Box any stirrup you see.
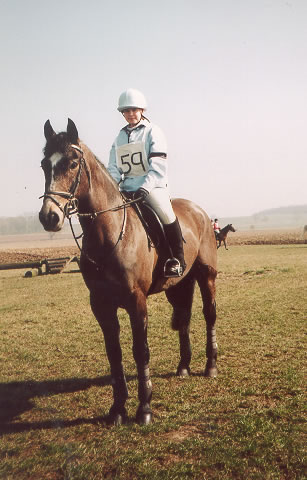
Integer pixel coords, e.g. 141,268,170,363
164,257,183,278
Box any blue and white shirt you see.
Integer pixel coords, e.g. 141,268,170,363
108,118,168,193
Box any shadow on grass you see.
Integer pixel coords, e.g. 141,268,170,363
0,371,199,435
0,376,115,435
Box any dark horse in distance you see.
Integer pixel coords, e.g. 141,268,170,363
216,224,236,250
39,119,218,426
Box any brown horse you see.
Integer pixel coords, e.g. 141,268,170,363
216,224,236,250
39,119,218,426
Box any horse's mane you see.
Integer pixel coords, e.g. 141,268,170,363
87,151,119,190
94,155,106,170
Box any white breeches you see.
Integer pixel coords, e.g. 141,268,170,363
144,187,176,225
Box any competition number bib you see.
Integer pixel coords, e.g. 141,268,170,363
116,142,149,178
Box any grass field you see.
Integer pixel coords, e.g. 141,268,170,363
0,244,306,479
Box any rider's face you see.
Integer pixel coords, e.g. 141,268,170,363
122,108,143,127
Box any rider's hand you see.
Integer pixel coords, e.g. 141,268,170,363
134,188,149,201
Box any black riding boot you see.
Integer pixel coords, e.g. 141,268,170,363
163,218,186,277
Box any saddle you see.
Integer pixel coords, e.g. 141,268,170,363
123,192,168,253
134,201,166,251
123,193,185,280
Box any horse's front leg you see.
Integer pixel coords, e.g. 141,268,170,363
127,292,153,425
90,292,128,426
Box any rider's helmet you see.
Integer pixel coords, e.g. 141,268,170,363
117,88,147,112
214,218,218,222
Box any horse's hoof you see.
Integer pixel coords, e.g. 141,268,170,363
136,411,153,426
107,407,127,426
176,366,190,377
204,366,218,378
107,413,127,426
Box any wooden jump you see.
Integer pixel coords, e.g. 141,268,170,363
0,256,80,275
43,256,80,274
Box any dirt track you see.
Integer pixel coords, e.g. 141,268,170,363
0,229,305,265
0,233,79,264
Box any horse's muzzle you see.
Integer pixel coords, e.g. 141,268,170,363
39,203,64,232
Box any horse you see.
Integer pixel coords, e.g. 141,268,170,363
216,224,236,250
39,119,218,426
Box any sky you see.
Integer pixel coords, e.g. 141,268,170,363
0,0,306,219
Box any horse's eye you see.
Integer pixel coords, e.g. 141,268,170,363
70,161,78,169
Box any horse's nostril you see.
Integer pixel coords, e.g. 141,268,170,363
49,211,59,228
39,210,47,227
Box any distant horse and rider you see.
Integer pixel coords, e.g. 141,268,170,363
215,224,236,249
211,218,236,250
39,119,218,426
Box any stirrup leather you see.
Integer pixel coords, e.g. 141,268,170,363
164,257,183,278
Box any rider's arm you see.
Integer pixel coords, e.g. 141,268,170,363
140,124,168,193
107,141,122,184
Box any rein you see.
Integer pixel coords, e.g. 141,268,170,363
40,144,143,268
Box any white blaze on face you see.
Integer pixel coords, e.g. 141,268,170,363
49,152,63,188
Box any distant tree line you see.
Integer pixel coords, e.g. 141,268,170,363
0,215,44,235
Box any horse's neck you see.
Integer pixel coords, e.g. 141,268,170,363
76,144,126,247
81,144,121,212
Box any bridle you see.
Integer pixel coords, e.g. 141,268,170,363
40,144,141,267
39,145,88,218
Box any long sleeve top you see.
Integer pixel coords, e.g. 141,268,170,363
108,118,168,193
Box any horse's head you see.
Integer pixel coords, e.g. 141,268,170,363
39,119,86,231
229,224,236,232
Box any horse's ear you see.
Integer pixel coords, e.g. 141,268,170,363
44,120,56,141
67,118,79,144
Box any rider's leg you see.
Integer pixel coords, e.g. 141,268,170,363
144,188,186,277
163,219,186,277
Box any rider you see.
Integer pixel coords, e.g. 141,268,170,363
108,88,186,278
213,218,220,238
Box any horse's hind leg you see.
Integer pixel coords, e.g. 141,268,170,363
90,292,128,426
195,264,218,377
165,274,196,376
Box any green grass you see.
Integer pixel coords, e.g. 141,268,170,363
0,245,306,479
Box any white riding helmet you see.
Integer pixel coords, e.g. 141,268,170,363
117,88,147,112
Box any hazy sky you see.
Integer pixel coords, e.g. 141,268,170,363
0,0,306,218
